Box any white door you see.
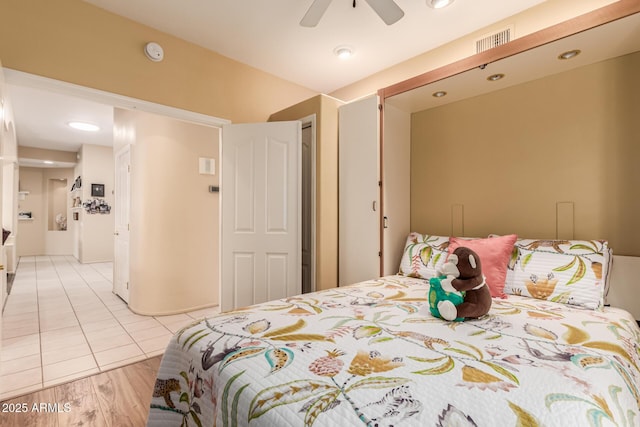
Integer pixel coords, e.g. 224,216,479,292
382,103,411,275
338,94,380,286
221,121,301,312
113,145,131,303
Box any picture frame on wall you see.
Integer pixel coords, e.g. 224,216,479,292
91,183,105,197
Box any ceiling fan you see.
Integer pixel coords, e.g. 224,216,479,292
300,0,405,27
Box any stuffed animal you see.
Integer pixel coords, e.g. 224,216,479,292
428,253,466,321
433,246,492,321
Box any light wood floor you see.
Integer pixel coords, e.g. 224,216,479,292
0,355,162,427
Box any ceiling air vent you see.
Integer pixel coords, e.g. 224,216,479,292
475,26,513,54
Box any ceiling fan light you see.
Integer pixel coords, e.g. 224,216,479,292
427,0,454,9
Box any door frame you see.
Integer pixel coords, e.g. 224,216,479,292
4,69,229,302
300,114,316,294
113,144,131,302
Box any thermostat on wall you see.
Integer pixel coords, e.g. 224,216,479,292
144,42,164,62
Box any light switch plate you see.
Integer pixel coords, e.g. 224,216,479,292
199,157,215,175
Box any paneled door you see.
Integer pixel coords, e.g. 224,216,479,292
113,145,131,303
221,122,301,312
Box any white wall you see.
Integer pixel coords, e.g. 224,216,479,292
1,61,17,328
77,144,114,263
2,163,18,275
608,255,640,320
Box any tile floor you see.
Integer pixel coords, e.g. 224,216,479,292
0,255,219,400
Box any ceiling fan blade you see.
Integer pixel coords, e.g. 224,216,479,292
365,0,404,25
300,0,332,27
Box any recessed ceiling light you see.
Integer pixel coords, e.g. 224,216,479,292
334,46,353,60
432,91,447,98
558,49,581,60
427,0,454,9
68,121,100,132
487,73,505,82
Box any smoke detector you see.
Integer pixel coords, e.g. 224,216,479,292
144,42,164,62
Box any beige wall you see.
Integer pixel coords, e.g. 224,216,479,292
17,168,44,256
115,108,219,315
77,145,114,262
17,167,74,256
47,180,66,231
0,0,316,123
410,51,640,256
44,168,74,255
331,0,616,102
269,95,344,290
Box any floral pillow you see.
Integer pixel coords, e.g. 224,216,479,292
398,232,449,280
503,238,612,310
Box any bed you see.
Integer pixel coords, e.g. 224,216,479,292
147,234,640,426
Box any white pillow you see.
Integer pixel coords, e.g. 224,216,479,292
503,238,612,310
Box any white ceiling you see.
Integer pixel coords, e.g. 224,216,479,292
5,1,638,165
7,84,114,152
81,0,546,94
5,0,545,160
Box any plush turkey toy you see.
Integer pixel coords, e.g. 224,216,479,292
431,246,491,321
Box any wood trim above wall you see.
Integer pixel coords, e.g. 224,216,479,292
379,0,640,100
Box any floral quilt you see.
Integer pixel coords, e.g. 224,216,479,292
146,275,640,426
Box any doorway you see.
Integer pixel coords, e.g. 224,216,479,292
115,108,222,314
113,145,130,303
4,69,229,314
301,117,316,294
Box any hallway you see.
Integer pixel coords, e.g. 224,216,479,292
0,255,219,400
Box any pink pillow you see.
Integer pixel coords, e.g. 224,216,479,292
448,234,517,298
